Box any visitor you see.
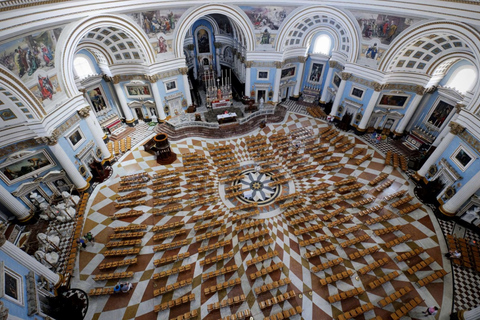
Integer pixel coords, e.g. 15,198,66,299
113,283,123,293
76,238,86,249
121,282,133,293
84,232,95,243
422,306,439,317
445,250,461,259
376,134,381,144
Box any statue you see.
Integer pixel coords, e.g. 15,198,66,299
259,97,264,109
461,206,480,223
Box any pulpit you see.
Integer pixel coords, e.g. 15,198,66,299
144,133,177,164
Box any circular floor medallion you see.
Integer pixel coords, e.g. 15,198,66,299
232,168,281,206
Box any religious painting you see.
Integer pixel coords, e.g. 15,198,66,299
164,80,177,93
0,28,61,81
258,71,269,79
426,100,454,128
451,145,475,172
350,86,365,100
241,6,294,31
308,63,324,83
355,11,419,45
281,66,295,79
133,9,183,37
0,263,23,305
223,47,234,63
260,29,270,45
0,108,17,121
0,149,56,185
35,75,56,100
66,127,86,151
378,93,410,108
157,36,168,54
87,87,108,113
125,84,152,98
197,29,210,54
332,73,341,89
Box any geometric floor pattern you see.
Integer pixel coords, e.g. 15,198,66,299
73,112,452,320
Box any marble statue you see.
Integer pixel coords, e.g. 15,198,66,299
34,250,59,268
37,232,60,249
461,206,480,223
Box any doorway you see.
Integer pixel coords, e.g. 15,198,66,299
257,90,266,102
134,108,144,121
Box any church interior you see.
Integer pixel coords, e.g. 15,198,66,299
1,1,480,320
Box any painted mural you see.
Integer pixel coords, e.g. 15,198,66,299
241,6,294,31
0,29,61,81
30,74,60,101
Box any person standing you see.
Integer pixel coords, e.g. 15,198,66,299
422,306,439,317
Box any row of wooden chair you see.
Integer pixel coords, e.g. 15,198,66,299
207,294,245,312
235,219,264,231
322,207,347,221
89,287,115,296
355,153,372,165
183,164,204,172
264,306,302,320
151,221,184,232
358,257,389,275
152,197,182,206
327,215,353,228
219,309,251,320
104,248,141,257
311,191,336,202
337,182,364,193
93,271,134,281
447,235,480,271
183,158,207,166
340,234,370,248
417,269,448,287
105,239,141,248
365,213,394,225
395,247,424,262
153,229,187,241
116,191,146,202
374,225,401,236
340,143,355,152
335,139,351,149
257,154,276,162
305,244,336,259
368,173,388,186
153,278,192,296
384,234,412,248
317,157,342,166
254,278,291,295
196,229,227,242
224,185,241,193
378,286,411,307
351,197,375,208
399,203,423,215
368,271,400,289
203,264,238,280
246,251,279,267
259,165,282,173
291,165,317,174
152,189,181,198
333,225,361,237
119,177,148,186
231,210,260,222
330,135,345,145
193,209,225,222
152,182,180,191
334,177,357,186
152,169,177,179
242,239,274,253
391,195,414,208
250,262,284,280
120,172,149,182
338,302,374,320
279,199,304,209
218,169,242,178
154,293,195,312
305,144,327,155
374,179,394,192
110,231,145,239
204,278,241,295
200,252,234,266
294,223,323,236
290,214,319,226
384,189,407,201
98,258,137,270
270,178,292,187
151,204,183,216
312,151,334,160
239,230,269,242
315,198,342,209
114,199,145,209
190,196,217,207
194,219,224,231
390,297,423,320
312,257,344,273
294,170,316,178
153,264,191,280
349,245,380,260
406,257,435,274
153,239,189,252
114,224,147,233
347,149,364,159
276,192,301,202
118,183,147,193
358,205,384,217
319,269,354,286
184,169,208,177
324,129,339,141
328,287,365,303
230,203,258,212
284,206,312,218
198,240,231,253
154,252,190,267
259,290,296,309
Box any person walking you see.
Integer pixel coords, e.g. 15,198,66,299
422,306,439,317
77,238,86,249
84,232,95,243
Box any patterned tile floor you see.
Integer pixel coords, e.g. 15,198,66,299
73,112,456,320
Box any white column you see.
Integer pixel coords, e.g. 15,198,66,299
442,168,480,215
293,57,306,98
460,305,480,320
329,72,351,117
245,61,252,97
417,131,456,178
180,68,193,106
0,240,60,285
0,185,31,222
358,87,382,131
48,143,88,191
149,81,166,120
80,107,112,161
320,61,336,103
395,92,424,135
272,63,282,103
215,46,221,75
433,106,461,147
112,82,134,123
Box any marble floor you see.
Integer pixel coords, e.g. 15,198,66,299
73,112,453,320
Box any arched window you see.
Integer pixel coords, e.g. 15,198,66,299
313,35,332,55
74,56,95,79
445,65,477,94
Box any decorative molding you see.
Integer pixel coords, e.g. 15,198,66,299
0,300,8,320
458,128,480,155
456,103,465,113
274,61,283,69
26,271,37,316
373,82,384,92
35,135,58,146
298,56,307,63
0,139,40,159
52,113,82,138
449,121,465,135
77,106,91,118
427,164,438,177
0,223,6,247
329,60,337,68
341,72,352,81
178,67,188,75
252,61,276,68
144,75,159,83
383,83,424,94
214,42,222,49
440,158,462,180
245,61,253,68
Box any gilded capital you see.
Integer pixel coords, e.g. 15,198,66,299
0,223,6,246
455,103,465,113
79,88,87,94
178,67,188,75
329,60,337,68
245,61,253,68
240,57,245,63
111,75,121,84
449,121,465,135
341,72,352,81
77,106,91,118
36,135,58,146
425,86,437,94
144,74,159,83
298,56,307,63
415,85,425,95
102,74,112,82
214,42,222,49
373,82,384,92
274,61,283,69
236,52,242,59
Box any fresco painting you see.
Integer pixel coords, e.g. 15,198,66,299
241,6,294,31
